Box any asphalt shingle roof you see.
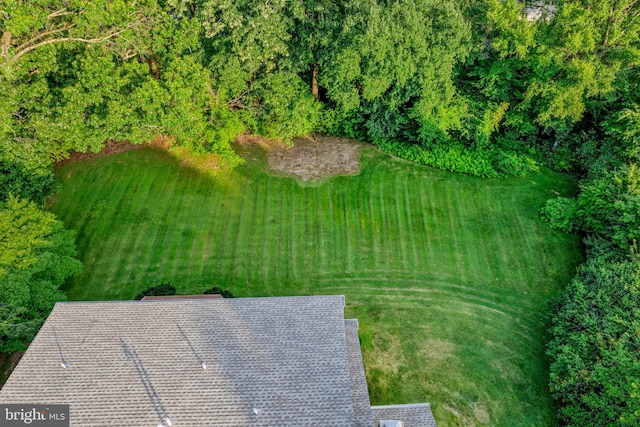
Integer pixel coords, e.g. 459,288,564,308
372,404,437,427
345,319,374,427
0,296,359,426
1,295,438,427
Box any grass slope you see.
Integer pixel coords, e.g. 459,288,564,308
51,145,582,426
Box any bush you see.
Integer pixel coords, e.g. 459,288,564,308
491,149,536,177
204,286,235,298
547,258,640,426
374,138,535,178
540,197,578,233
0,160,55,205
134,283,176,300
0,197,82,352
576,165,640,259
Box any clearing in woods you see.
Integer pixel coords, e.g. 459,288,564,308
51,137,582,426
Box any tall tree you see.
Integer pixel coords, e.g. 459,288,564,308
0,197,82,352
460,0,640,162
312,0,471,143
169,0,321,143
1,0,244,167
548,257,640,426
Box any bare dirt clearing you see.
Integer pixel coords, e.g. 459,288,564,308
268,136,363,182
236,134,364,182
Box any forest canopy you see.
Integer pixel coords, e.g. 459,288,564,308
1,0,640,424
1,0,637,178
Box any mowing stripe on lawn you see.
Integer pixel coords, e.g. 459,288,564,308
51,145,582,427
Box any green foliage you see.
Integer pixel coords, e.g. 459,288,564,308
172,0,473,157
548,257,640,426
0,160,54,204
540,197,578,233
576,165,640,259
1,1,244,166
0,197,82,352
203,286,235,298
605,105,640,164
134,283,177,300
1,0,639,176
375,138,535,177
456,0,640,174
251,71,321,144
486,0,536,59
352,0,471,143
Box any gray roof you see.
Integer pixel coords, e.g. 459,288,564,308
372,404,437,427
345,319,374,427
0,296,358,426
1,295,437,427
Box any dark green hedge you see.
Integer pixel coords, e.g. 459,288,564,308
374,139,535,178
548,258,640,426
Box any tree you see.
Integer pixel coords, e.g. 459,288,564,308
0,159,54,204
336,0,471,143
0,197,82,352
0,0,146,75
457,0,640,170
576,164,640,259
548,257,640,426
529,0,640,129
1,1,244,167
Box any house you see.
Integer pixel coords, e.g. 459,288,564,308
0,296,436,426
522,1,556,22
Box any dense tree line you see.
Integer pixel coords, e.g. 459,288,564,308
543,151,640,424
1,0,639,423
0,196,81,352
2,1,636,177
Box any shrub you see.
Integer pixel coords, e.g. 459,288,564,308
373,138,534,178
0,160,55,205
0,197,82,352
540,197,578,233
491,149,536,177
204,287,235,298
548,258,640,426
576,165,640,258
134,283,176,300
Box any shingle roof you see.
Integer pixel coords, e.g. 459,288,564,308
0,296,360,426
1,295,438,427
345,319,374,427
372,404,437,427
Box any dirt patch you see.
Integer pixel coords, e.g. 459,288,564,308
255,135,364,182
55,135,171,168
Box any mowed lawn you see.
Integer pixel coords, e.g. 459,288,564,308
51,144,582,426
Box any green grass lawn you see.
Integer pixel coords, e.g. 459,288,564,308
51,144,582,426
